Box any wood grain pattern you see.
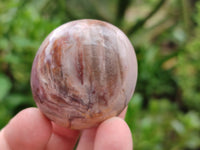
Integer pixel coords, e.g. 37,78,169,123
31,19,138,129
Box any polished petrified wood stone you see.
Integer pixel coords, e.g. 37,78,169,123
31,19,137,129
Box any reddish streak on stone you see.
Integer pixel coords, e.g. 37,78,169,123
98,93,108,106
77,51,84,85
50,94,69,106
117,54,124,83
52,38,63,67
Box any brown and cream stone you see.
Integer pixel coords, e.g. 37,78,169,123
31,19,137,129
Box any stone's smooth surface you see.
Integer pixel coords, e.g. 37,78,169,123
31,19,138,129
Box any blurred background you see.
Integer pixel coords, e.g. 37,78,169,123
0,0,200,149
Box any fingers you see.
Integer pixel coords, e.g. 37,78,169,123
0,107,131,150
118,107,128,119
0,108,81,150
76,127,97,150
0,132,10,150
77,108,132,150
46,122,80,150
94,117,133,150
47,107,127,150
1,108,52,150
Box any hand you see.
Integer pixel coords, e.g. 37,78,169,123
0,108,133,150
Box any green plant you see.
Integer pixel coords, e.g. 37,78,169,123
0,0,200,149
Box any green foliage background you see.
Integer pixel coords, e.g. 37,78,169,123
0,0,200,149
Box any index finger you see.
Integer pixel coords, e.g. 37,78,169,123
0,108,52,150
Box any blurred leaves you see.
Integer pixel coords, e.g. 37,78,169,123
127,97,200,150
0,74,12,101
0,0,200,149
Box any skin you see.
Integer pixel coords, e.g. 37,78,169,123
0,107,133,150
